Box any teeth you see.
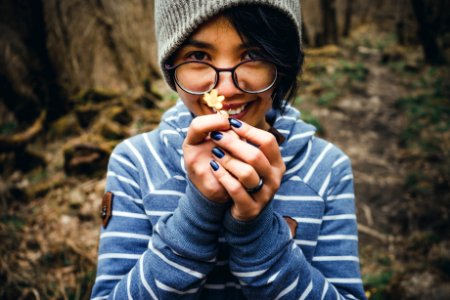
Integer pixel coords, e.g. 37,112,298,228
225,104,246,115
212,104,247,115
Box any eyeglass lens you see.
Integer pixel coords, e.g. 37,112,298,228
174,61,276,94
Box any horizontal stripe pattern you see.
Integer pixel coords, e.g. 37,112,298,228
232,268,268,278
95,274,124,282
91,102,365,300
112,210,148,219
107,171,140,189
155,279,200,294
274,276,299,300
100,232,151,240
313,256,359,262
318,235,358,241
327,193,355,201
149,241,205,279
99,253,141,260
274,194,323,202
327,278,363,284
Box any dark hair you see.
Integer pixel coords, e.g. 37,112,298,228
223,5,303,112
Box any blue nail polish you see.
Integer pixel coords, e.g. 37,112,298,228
210,160,219,171
210,131,223,141
212,147,225,158
228,118,242,128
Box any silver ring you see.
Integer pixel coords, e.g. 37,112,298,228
246,178,264,194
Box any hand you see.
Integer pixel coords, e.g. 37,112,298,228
183,114,231,203
209,119,286,221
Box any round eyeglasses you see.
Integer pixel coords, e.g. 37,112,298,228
165,60,278,95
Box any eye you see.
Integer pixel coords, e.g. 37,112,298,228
186,51,209,61
242,49,264,61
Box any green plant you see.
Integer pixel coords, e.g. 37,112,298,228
0,121,17,135
338,60,369,82
318,91,339,106
2,216,26,230
396,94,450,149
301,110,324,136
363,271,393,300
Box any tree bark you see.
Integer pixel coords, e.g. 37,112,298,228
0,0,159,126
302,0,324,47
0,0,61,122
395,0,408,45
320,0,339,45
342,0,353,37
43,0,158,95
410,0,445,64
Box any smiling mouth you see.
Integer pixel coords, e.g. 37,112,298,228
212,103,248,115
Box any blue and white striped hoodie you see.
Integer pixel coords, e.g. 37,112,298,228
91,101,366,299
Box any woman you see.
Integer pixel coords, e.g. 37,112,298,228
91,1,366,299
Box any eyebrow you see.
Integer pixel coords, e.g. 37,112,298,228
183,39,214,49
182,39,255,51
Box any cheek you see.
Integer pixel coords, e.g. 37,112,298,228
258,91,273,111
177,88,199,107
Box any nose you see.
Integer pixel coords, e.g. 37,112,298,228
215,71,242,98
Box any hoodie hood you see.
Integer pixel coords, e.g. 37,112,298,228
158,100,317,179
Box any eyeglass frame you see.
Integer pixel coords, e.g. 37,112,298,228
165,59,278,95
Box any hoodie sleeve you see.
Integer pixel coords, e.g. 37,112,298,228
223,155,367,300
91,139,229,299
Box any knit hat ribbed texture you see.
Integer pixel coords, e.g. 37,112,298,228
155,0,302,90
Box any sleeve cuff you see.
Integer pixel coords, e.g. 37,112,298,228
222,202,293,265
223,202,274,238
154,180,230,260
182,180,230,227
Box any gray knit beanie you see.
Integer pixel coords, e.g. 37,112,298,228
155,0,302,90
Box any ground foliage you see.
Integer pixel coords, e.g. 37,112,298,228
0,24,449,299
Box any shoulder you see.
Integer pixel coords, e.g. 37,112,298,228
109,129,162,170
112,131,155,156
298,137,352,193
311,137,351,170
111,100,188,158
314,137,352,176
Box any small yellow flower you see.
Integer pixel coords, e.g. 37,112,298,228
203,89,225,110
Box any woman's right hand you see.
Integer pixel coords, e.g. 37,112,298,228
183,114,231,203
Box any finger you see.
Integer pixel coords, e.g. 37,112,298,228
211,146,260,189
210,159,256,204
209,130,272,178
185,114,230,145
228,118,283,166
210,160,268,221
182,140,216,169
225,128,240,140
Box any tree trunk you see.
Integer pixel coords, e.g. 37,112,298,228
43,0,158,95
0,0,61,122
342,0,353,37
0,0,159,126
320,0,339,45
302,0,324,47
395,0,406,45
410,0,445,64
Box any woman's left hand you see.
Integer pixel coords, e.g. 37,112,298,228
209,119,285,221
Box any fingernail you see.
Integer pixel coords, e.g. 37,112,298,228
228,118,242,128
212,147,225,158
210,160,219,171
210,131,223,141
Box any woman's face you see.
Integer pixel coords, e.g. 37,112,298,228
171,16,273,130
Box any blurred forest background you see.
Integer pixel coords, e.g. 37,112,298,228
0,0,449,299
